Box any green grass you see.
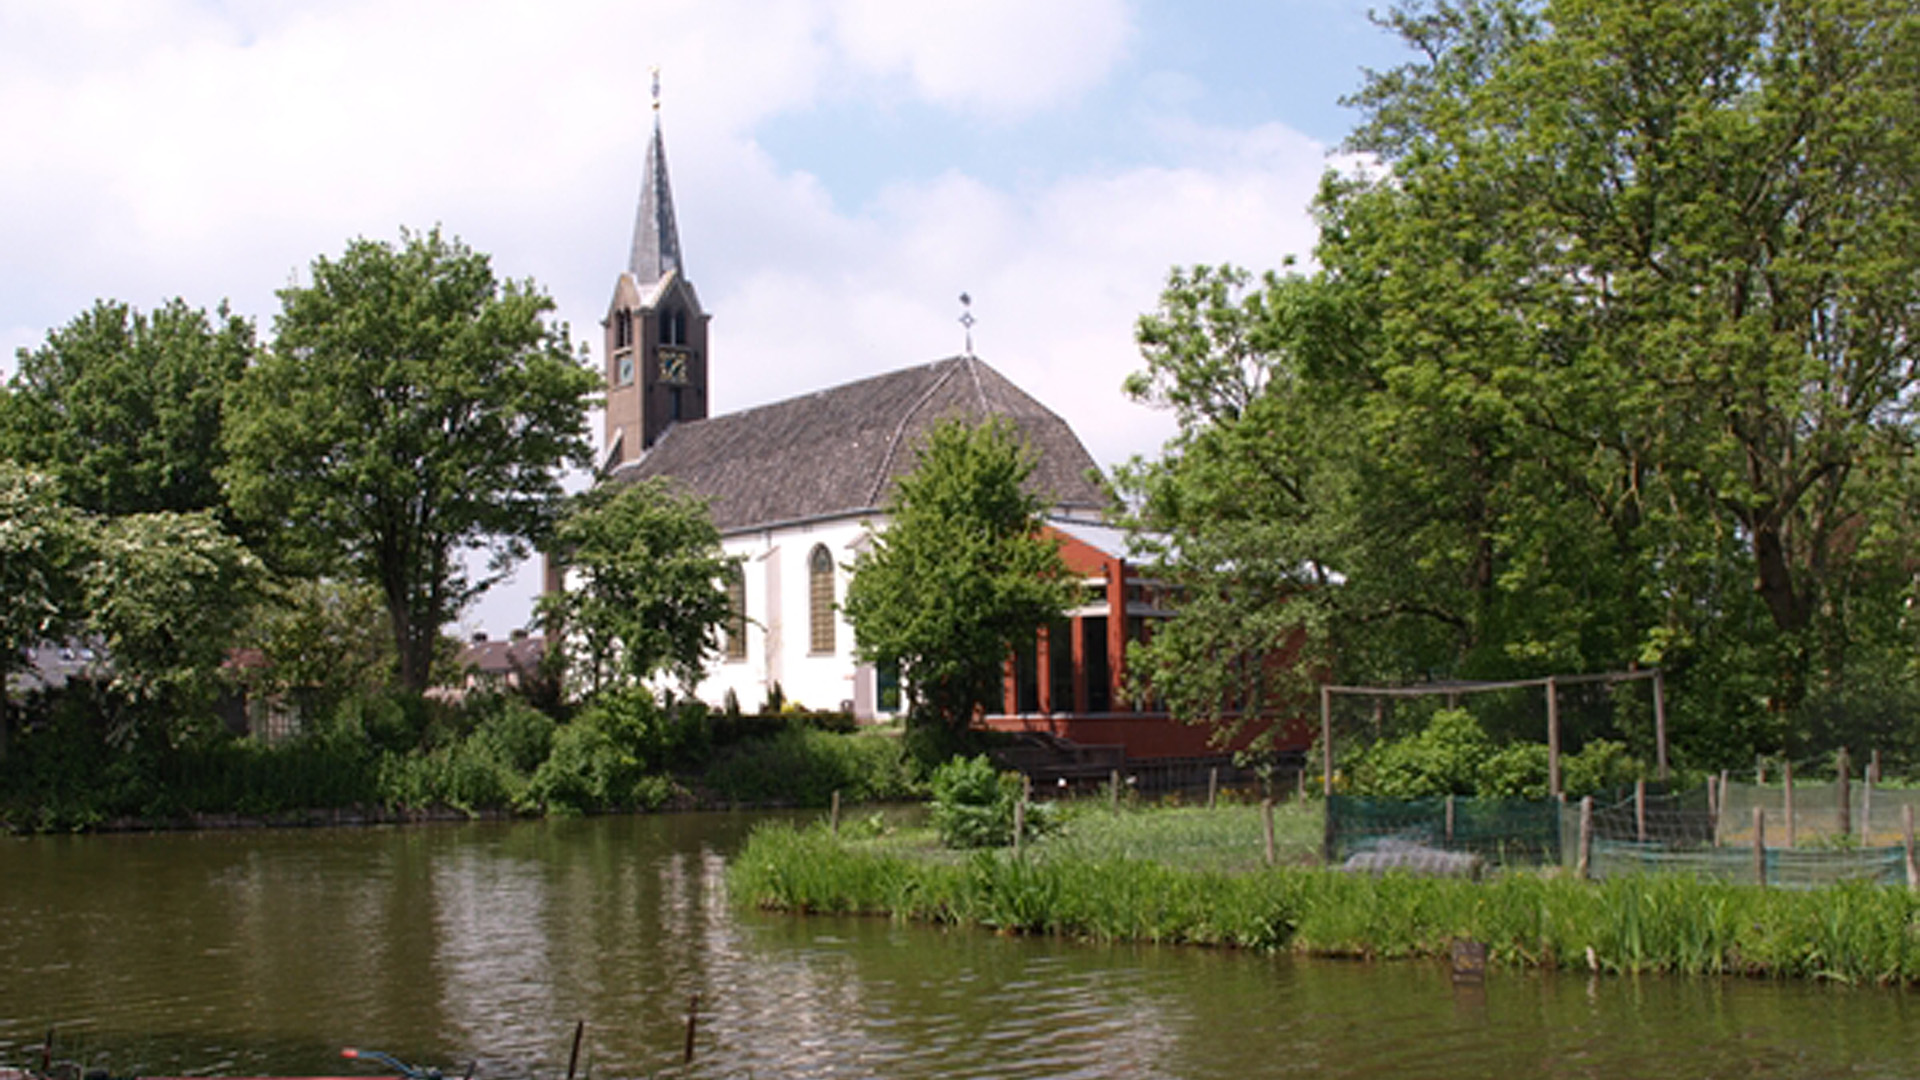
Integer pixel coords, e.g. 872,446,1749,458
729,813,1920,986
1040,800,1324,870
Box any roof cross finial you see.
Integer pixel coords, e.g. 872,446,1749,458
651,66,661,112
958,292,975,357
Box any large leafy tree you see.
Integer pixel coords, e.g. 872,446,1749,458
1334,0,1920,707
1115,268,1373,742
540,479,736,699
843,418,1074,732
1,299,253,518
1,464,261,750
0,463,90,757
84,510,262,717
1122,0,1920,763
225,228,599,694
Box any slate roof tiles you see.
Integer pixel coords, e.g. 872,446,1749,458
612,355,1109,533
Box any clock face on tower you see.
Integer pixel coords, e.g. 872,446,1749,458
659,347,690,385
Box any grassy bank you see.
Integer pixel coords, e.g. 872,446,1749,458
730,815,1920,986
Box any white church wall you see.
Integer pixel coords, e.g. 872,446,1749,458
696,515,888,718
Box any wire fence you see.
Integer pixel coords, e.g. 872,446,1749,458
1717,779,1920,847
1325,781,1920,889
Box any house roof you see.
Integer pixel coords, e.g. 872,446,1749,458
8,640,105,696
1049,518,1142,562
611,354,1110,534
460,634,545,677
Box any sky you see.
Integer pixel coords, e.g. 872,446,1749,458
0,0,1408,636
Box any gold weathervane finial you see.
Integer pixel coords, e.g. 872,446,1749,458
651,66,662,111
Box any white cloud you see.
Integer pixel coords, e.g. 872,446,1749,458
0,1,1334,633
827,0,1134,116
706,119,1332,470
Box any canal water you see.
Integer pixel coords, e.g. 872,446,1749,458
3,814,1917,1079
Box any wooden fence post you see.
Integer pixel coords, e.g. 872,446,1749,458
567,1020,585,1080
1578,795,1593,880
1110,769,1121,813
1635,779,1647,844
1263,798,1277,867
1546,676,1562,800
684,995,699,1065
1905,804,1917,893
1863,763,1875,845
1445,794,1456,846
1708,771,1719,821
1652,668,1670,780
830,790,841,836
1837,747,1851,839
1320,684,1334,798
1783,760,1795,849
1717,769,1729,845
1753,807,1767,888
1208,766,1219,810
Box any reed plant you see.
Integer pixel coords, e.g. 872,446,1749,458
729,820,1920,986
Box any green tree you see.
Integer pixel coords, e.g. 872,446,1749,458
1121,0,1920,764
1331,0,1920,738
539,479,736,698
1,299,253,518
84,511,262,719
234,579,399,720
224,228,598,694
1115,267,1371,745
843,418,1074,733
0,463,91,757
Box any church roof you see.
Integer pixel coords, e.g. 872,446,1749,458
628,113,682,286
613,355,1111,534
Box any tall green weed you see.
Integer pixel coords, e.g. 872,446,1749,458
731,819,1920,986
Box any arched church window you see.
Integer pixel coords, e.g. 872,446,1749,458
611,310,635,386
725,565,747,661
659,307,687,346
808,544,835,654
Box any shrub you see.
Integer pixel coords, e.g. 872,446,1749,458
464,695,557,775
526,711,657,815
1351,709,1644,799
929,754,1054,848
704,728,915,806
1561,739,1640,796
1349,708,1488,797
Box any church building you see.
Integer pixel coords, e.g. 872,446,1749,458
590,100,1267,761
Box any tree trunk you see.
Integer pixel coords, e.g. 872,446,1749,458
388,598,431,695
1752,519,1809,638
1750,515,1813,717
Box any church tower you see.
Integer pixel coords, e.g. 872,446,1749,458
603,78,709,469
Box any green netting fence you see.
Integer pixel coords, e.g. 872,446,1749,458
1329,783,1918,889
1326,794,1562,867
1584,839,1906,887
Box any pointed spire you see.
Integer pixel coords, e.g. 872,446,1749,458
629,68,682,286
